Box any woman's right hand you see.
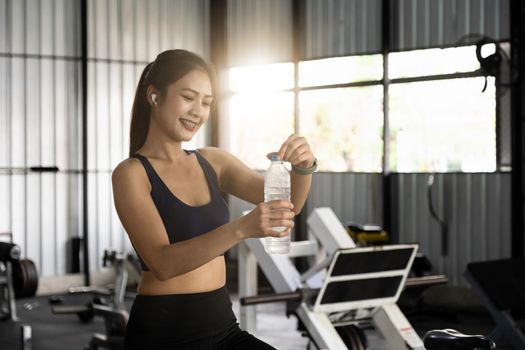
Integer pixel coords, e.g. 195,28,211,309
236,200,295,240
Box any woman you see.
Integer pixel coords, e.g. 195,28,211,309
112,49,317,350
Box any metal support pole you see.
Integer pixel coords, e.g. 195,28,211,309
80,0,90,286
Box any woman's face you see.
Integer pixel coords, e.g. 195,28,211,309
152,69,213,142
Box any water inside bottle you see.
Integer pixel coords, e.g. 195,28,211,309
264,236,291,254
264,186,291,232
263,186,291,254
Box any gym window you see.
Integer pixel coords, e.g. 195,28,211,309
388,45,497,173
388,77,496,172
224,56,384,172
224,45,498,173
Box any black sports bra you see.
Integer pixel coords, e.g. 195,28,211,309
131,150,230,271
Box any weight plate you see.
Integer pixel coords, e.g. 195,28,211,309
13,259,38,298
12,260,24,298
23,259,38,297
348,324,367,350
18,260,29,298
336,323,368,350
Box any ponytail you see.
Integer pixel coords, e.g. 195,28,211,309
129,62,154,156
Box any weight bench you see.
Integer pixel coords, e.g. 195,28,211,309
464,258,525,350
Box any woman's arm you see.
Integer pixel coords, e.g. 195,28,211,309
289,169,313,215
199,147,264,205
112,158,294,281
276,135,316,215
200,135,315,215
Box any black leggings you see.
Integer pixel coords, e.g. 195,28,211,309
124,286,276,350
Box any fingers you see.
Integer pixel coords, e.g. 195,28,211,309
255,201,295,238
282,136,304,161
265,199,294,211
266,210,294,236
277,134,297,160
266,227,292,238
263,201,295,225
268,219,294,229
287,144,310,165
277,134,314,167
264,223,293,236
268,210,295,220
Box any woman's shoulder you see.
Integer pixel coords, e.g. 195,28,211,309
198,146,250,166
112,157,146,184
196,147,226,173
196,147,243,183
111,158,152,207
197,147,227,160
197,147,243,168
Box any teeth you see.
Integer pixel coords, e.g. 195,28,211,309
180,119,197,129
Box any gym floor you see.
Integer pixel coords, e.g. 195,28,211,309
13,289,516,350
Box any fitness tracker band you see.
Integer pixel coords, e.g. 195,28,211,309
291,158,318,175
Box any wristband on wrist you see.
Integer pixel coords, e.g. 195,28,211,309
291,158,318,175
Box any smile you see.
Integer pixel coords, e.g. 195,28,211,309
180,118,198,130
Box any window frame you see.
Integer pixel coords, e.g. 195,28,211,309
223,44,507,174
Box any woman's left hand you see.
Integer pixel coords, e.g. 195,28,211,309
271,134,315,169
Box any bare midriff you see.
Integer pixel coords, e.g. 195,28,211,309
137,256,226,295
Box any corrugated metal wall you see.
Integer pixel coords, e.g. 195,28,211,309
304,0,382,58
0,0,209,277
227,0,293,66
0,0,83,277
303,0,510,60
307,173,383,226
390,0,510,51
391,173,511,285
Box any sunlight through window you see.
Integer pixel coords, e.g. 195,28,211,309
388,46,481,79
299,87,383,172
226,63,295,169
225,45,498,173
389,77,496,172
299,55,383,87
229,63,294,93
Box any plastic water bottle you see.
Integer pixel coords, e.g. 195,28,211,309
263,154,291,254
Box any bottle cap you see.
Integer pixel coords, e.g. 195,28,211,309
268,152,282,162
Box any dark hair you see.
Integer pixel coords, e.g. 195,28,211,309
129,49,216,156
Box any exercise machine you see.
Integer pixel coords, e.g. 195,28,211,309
242,243,423,349
239,207,427,349
465,258,525,350
52,250,136,350
0,241,32,350
84,250,129,350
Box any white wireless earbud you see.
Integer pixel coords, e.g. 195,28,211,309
151,93,158,105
